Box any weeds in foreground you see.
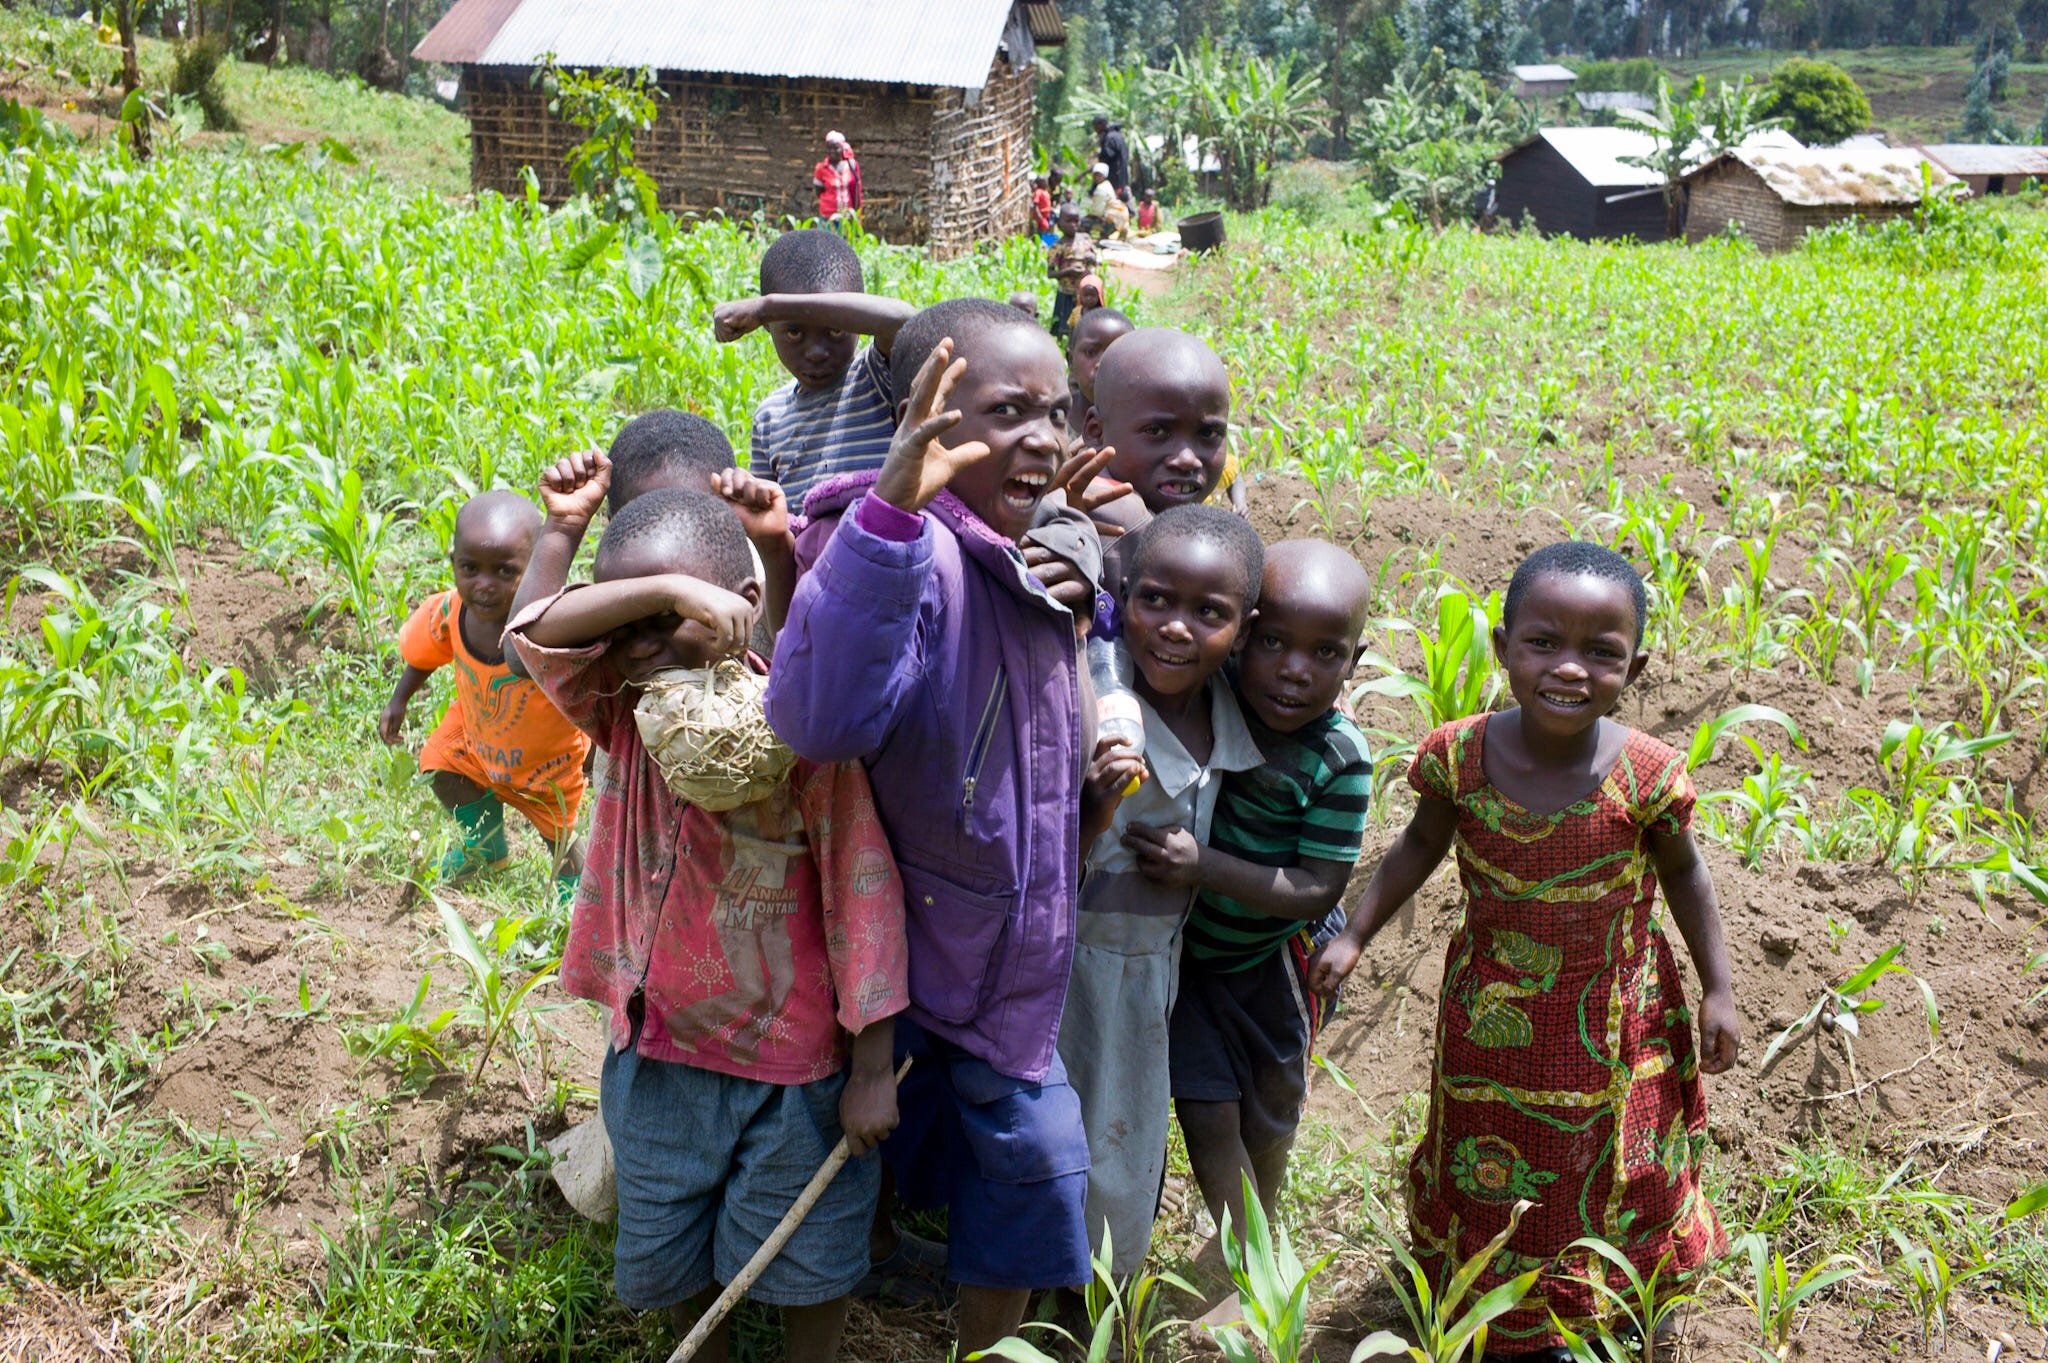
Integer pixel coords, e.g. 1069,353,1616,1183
1715,1230,1863,1362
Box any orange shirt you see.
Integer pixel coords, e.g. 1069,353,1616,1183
399,591,589,823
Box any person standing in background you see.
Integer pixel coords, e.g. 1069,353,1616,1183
1093,115,1131,201
814,131,863,224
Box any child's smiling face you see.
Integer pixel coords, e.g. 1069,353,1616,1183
1492,572,1648,738
938,324,1072,542
1088,331,1231,512
1121,534,1251,702
448,494,538,624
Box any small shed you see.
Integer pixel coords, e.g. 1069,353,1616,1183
1510,63,1578,99
1919,144,2048,195
1575,90,1655,114
1682,145,1962,249
1493,127,1673,240
414,0,1063,257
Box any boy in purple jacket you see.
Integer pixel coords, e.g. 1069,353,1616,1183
765,298,1104,1356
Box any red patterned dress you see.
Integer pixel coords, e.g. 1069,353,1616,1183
1404,714,1724,1349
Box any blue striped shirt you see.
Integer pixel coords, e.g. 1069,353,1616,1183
751,344,897,517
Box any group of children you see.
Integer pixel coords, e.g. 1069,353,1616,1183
380,226,1740,1363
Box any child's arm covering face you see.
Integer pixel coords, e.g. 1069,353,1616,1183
715,293,917,353
517,573,754,655
504,450,610,679
1122,825,1351,921
1650,827,1741,1073
1306,795,1458,996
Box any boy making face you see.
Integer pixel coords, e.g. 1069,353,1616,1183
1126,540,1376,1318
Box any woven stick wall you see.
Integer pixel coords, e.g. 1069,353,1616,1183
461,61,1036,255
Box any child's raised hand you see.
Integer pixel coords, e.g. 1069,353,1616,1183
1306,934,1363,999
710,467,791,544
1048,444,1132,522
871,337,991,516
1697,988,1741,1074
712,298,765,343
1123,822,1201,886
539,449,611,529
667,576,757,658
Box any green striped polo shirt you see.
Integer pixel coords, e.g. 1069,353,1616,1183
1183,708,1373,972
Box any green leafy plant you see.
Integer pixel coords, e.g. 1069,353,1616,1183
1355,587,1502,730
1353,1197,1539,1363
436,897,562,1101
1757,943,1940,1086
1549,1239,1698,1363
972,1227,1192,1363
1213,1173,1335,1363
1715,1230,1862,1361
1685,703,1805,772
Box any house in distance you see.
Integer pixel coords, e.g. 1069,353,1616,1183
1682,145,1962,249
1917,144,2048,196
1493,126,1805,243
1509,63,1577,99
414,0,1063,257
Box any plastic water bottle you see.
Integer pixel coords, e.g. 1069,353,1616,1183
1086,636,1146,797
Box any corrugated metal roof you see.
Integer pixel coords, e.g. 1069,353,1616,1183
413,0,523,65
1576,90,1654,112
1511,64,1578,82
1920,143,2048,177
1698,145,1959,206
1020,1,1066,45
1502,127,1804,188
414,0,1028,88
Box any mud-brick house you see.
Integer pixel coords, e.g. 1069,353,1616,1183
1919,144,2048,196
1493,127,1805,243
414,0,1063,256
1682,145,1961,250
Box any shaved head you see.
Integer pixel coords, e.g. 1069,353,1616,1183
1262,539,1373,634
454,490,540,552
1092,327,1229,420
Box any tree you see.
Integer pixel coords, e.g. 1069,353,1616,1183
1351,56,1526,224
1959,68,2017,140
1620,75,1783,237
1154,38,1328,209
1755,57,1872,145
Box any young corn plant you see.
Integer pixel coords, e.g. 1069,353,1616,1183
1352,1198,1539,1363
1549,1239,1699,1363
1701,752,1811,867
971,1228,1192,1363
1886,1230,1983,1353
435,896,562,1102
1354,587,1502,731
1215,1174,1335,1363
1683,704,1805,773
1715,1230,1862,1361
1757,942,1940,1088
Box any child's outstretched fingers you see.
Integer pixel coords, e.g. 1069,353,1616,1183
873,338,992,515
540,448,611,528
1697,990,1741,1074
1048,445,1130,516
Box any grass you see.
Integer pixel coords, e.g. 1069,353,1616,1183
4,43,2048,1363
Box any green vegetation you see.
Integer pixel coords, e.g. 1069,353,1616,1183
6,35,2048,1363
1756,57,1874,144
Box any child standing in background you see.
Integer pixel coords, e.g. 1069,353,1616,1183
1046,204,1096,344
1312,542,1738,1362
1065,306,1133,430
766,299,1102,1359
1128,541,1376,1306
380,491,588,898
508,460,908,1363
715,227,913,517
1060,505,1266,1275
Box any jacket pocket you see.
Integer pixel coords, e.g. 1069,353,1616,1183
898,862,1013,1026
960,664,1008,821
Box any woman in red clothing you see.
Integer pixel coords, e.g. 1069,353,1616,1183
814,130,863,224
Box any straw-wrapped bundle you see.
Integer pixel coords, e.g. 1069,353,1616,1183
633,661,797,811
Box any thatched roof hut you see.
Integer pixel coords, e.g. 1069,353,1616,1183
1681,145,1962,250
414,0,1063,256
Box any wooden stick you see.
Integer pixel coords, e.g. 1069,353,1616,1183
666,1055,912,1363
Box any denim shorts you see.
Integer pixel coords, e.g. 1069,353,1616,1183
884,1018,1091,1290
600,1030,878,1310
